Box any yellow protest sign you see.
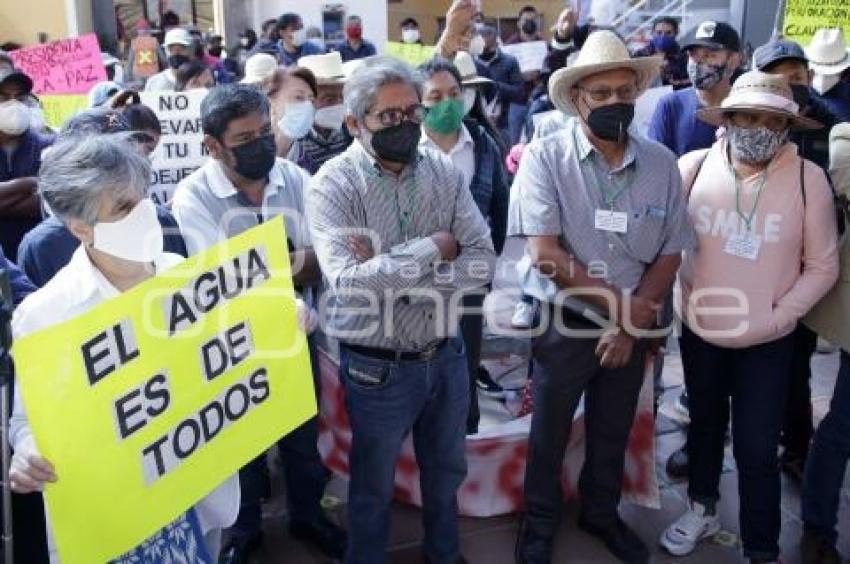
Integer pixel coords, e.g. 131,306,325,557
12,218,316,563
385,41,435,67
783,0,850,45
40,94,88,129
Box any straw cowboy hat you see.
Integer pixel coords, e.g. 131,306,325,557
805,28,850,76
548,29,661,115
453,51,492,87
298,51,346,85
697,70,822,130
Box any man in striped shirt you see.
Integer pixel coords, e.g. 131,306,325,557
308,56,496,564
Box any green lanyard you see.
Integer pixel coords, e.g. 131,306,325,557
727,153,768,233
375,170,418,240
576,128,634,208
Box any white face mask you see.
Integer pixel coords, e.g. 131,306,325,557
278,100,315,139
240,37,251,47
462,88,477,115
469,35,485,57
292,28,307,47
92,198,163,263
314,103,346,130
812,73,841,95
0,100,31,135
402,29,420,44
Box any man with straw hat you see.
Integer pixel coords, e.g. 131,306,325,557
297,51,354,168
510,30,695,563
806,28,850,122
800,123,850,564
659,70,838,562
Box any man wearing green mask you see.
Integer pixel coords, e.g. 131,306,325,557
418,57,510,434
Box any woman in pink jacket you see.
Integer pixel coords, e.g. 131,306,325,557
660,71,839,563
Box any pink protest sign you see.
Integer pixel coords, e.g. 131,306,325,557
10,34,107,95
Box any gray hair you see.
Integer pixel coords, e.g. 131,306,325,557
343,56,421,120
39,133,151,226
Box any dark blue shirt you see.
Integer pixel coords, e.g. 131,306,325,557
279,41,325,67
0,129,55,264
17,206,188,288
0,245,35,306
812,80,850,124
474,51,525,129
336,40,376,62
648,87,717,157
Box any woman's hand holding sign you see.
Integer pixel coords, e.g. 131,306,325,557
10,435,57,493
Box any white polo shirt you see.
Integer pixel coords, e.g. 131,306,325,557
420,123,476,191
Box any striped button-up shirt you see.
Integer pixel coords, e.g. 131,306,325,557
308,140,497,351
509,116,696,300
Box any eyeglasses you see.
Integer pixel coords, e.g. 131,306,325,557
366,104,425,127
730,112,789,132
574,84,639,103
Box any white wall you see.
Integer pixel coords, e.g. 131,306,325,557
250,0,388,52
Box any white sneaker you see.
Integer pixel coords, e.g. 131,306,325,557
660,502,721,556
511,301,535,328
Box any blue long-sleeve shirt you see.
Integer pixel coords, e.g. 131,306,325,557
0,245,35,307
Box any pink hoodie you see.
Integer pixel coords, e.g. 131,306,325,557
678,139,839,348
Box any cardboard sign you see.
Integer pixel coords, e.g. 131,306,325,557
502,41,549,73
40,95,88,129
385,41,435,67
131,35,161,79
783,0,850,45
10,34,107,95
12,218,316,564
140,89,208,205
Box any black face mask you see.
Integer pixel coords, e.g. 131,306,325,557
790,84,811,111
368,121,421,165
230,134,277,180
479,49,497,61
585,103,635,142
521,20,537,35
167,54,189,69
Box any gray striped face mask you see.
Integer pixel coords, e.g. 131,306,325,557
728,125,789,165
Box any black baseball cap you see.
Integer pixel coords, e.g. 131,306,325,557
682,21,740,52
753,39,808,70
0,68,33,94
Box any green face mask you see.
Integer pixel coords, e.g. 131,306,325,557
424,98,465,135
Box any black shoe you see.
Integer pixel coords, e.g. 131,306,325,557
515,517,552,564
289,515,347,559
218,535,261,564
476,366,506,399
801,530,841,564
577,516,649,564
666,445,689,480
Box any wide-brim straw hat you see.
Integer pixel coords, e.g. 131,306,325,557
548,30,661,116
298,51,346,85
805,28,850,76
454,50,492,87
697,70,822,130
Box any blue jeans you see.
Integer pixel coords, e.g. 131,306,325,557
340,336,469,564
803,349,850,543
680,325,794,561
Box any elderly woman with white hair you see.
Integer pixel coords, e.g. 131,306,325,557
8,134,239,562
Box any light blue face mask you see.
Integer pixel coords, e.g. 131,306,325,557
278,100,315,139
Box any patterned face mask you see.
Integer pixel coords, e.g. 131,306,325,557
687,59,727,90
728,124,789,165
